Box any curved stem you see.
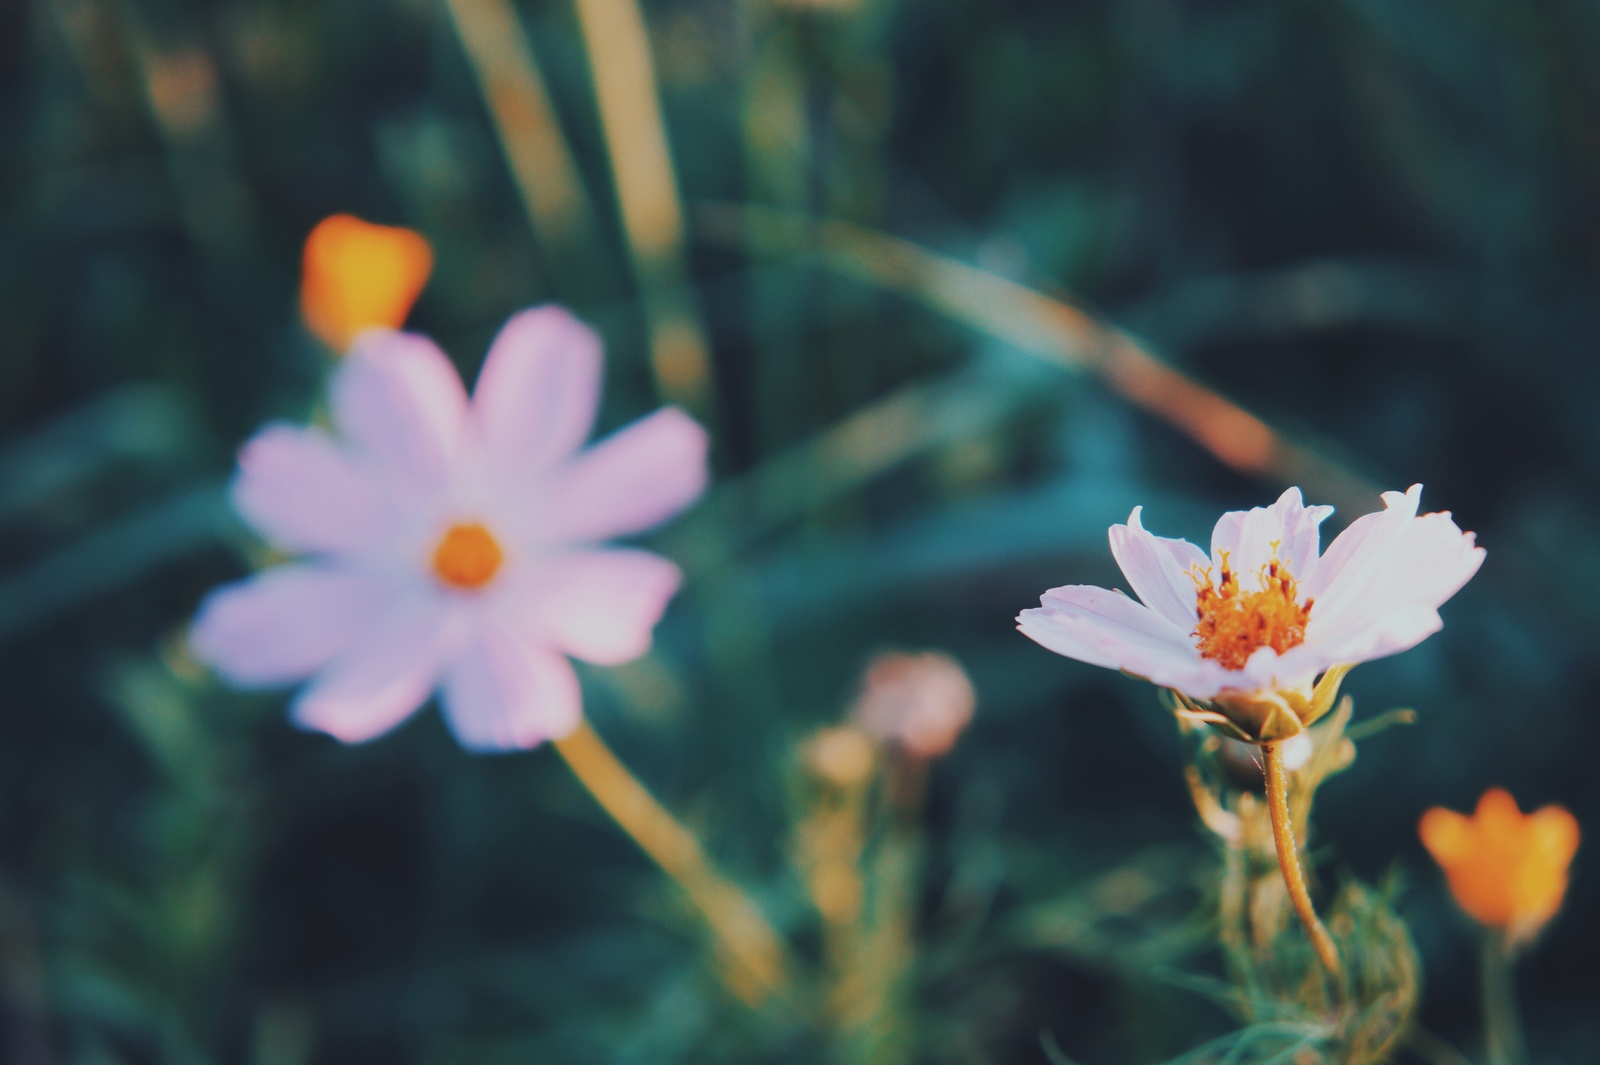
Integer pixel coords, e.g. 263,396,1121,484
554,721,792,1005
1261,740,1342,978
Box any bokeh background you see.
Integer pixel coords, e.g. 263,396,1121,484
1,0,1597,1061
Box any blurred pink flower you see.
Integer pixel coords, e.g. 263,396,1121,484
1017,486,1483,741
191,306,708,751
851,651,976,760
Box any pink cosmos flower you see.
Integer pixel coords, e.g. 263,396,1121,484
1017,486,1484,742
191,306,708,751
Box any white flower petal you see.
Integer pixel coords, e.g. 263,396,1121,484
1238,643,1320,693
541,408,709,544
1272,488,1335,580
1314,605,1445,665
1304,485,1421,604
470,306,603,478
1387,512,1486,607
1210,488,1333,585
441,634,581,752
332,331,467,497
1303,487,1482,663
1209,509,1247,572
1109,507,1206,628
518,549,682,665
1306,488,1475,609
291,590,451,743
231,425,394,554
1018,585,1231,697
190,564,395,686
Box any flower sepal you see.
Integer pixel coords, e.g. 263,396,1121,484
1162,663,1354,745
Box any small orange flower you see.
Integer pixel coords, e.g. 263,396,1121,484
1419,788,1579,944
300,215,433,352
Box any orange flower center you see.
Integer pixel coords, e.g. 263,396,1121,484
1191,552,1311,670
431,522,504,591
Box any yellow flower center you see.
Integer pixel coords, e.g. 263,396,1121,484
1191,552,1311,670
431,522,504,591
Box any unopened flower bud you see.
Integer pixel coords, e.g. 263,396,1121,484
301,214,433,353
851,651,976,760
801,725,877,790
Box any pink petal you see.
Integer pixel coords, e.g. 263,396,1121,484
231,425,394,554
523,548,682,665
1018,585,1232,698
1108,507,1207,628
332,331,467,496
290,590,451,743
470,306,603,478
541,408,708,544
190,564,395,686
440,633,582,751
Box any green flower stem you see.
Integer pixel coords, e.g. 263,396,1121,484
1481,929,1527,1065
554,721,792,1005
1261,740,1342,978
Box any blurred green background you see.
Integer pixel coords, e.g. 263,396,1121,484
1,0,1596,1061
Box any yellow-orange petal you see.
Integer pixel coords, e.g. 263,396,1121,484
301,214,433,353
1418,806,1474,862
1419,787,1580,943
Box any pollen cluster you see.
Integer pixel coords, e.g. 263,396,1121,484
432,522,504,591
1191,553,1311,670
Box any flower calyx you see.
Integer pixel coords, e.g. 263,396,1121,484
1161,663,1354,745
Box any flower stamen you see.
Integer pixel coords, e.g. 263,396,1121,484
432,522,504,590
1191,551,1312,669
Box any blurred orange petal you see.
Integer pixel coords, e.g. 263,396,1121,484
1419,787,1580,944
301,215,433,352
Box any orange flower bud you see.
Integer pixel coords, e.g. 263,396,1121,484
300,215,433,352
1419,788,1579,944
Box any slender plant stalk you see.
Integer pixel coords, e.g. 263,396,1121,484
691,202,1381,515
1481,929,1527,1065
852,752,925,1065
442,0,597,264
553,720,791,1005
799,782,868,1027
1404,1026,1477,1065
571,0,717,419
1260,740,1342,977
